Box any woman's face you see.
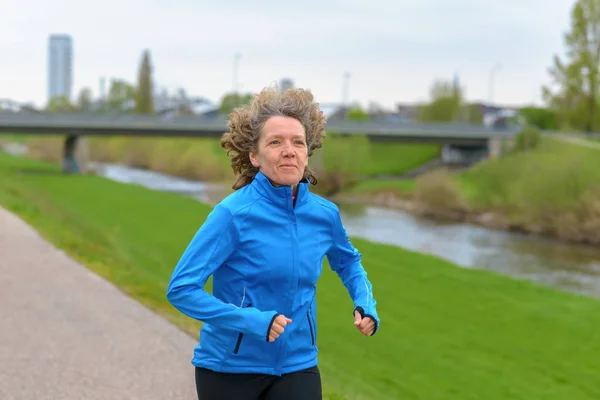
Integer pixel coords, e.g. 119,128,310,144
249,116,308,188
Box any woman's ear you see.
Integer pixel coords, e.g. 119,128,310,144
249,151,260,168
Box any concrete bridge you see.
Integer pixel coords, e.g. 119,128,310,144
0,110,520,173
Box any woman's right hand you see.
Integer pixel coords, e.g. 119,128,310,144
268,315,292,342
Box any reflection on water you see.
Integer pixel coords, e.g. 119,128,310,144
91,162,600,299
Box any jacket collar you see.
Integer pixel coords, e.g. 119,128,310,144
251,170,310,207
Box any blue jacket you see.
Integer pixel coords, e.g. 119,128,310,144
166,171,379,376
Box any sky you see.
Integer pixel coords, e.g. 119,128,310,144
2,0,576,110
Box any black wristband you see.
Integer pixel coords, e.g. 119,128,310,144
353,306,378,335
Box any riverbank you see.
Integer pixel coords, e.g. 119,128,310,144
15,133,441,194
336,135,600,246
333,188,529,240
1,152,600,399
5,132,600,246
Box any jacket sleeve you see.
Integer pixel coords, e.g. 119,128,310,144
166,204,278,340
326,207,380,335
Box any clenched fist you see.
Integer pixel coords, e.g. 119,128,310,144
354,310,376,336
268,314,292,342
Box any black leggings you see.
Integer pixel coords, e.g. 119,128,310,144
195,365,322,400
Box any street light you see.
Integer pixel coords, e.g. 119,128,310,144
489,62,502,105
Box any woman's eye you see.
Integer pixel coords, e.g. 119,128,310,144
271,140,279,145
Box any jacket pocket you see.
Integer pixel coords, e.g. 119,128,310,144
307,310,315,346
233,302,251,355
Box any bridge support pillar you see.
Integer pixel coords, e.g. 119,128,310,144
487,138,501,160
63,134,80,174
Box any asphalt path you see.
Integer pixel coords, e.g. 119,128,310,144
0,207,198,399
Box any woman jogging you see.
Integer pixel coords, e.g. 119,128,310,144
166,86,380,400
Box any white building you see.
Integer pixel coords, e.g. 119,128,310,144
48,34,73,101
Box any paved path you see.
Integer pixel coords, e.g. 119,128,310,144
0,207,198,399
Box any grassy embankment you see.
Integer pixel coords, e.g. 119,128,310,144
1,152,600,399
406,135,600,244
17,133,439,195
0,134,29,143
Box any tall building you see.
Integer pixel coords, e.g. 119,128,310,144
48,34,73,101
279,78,294,92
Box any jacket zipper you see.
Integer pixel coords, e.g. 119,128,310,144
273,188,298,376
233,333,243,354
307,310,315,346
233,302,251,354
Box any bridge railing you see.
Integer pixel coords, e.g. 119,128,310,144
0,110,521,139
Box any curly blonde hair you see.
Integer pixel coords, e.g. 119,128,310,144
220,87,327,190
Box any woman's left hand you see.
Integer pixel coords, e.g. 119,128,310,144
353,310,376,336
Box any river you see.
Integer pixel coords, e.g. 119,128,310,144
90,162,600,299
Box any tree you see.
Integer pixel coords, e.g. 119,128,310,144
175,88,194,115
46,95,76,112
76,87,93,111
519,106,559,130
418,79,463,122
106,79,135,111
134,49,155,114
219,92,254,115
543,0,600,132
347,106,370,121
463,103,484,124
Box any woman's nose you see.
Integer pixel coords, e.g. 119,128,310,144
281,143,295,156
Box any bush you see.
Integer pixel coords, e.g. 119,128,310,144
553,189,600,243
513,127,541,152
26,137,63,164
87,137,232,182
459,136,600,243
121,138,156,169
413,168,467,214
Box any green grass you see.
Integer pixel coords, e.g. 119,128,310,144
320,134,440,178
364,142,440,176
1,152,600,399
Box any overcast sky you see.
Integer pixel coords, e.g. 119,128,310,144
2,0,575,110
